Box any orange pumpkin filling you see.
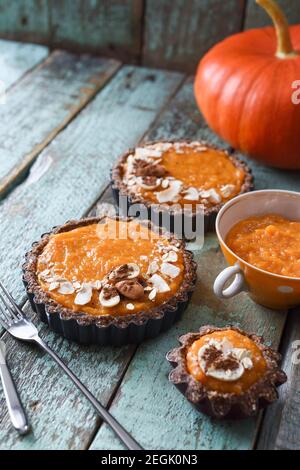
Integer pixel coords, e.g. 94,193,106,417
37,218,185,316
226,215,300,278
186,330,266,394
122,142,245,210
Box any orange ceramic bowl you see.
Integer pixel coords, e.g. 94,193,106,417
214,190,300,310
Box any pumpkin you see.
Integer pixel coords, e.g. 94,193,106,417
194,0,300,169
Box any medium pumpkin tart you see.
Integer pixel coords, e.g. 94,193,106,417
111,140,253,233
23,217,197,345
167,325,286,419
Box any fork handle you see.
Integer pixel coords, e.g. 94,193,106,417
34,337,142,450
0,363,29,435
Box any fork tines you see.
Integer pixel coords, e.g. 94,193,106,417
0,281,24,328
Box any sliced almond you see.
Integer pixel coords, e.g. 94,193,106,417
147,260,159,275
155,180,182,203
148,288,157,301
206,363,245,382
126,263,140,279
49,281,59,291
109,263,140,281
58,281,75,295
220,184,235,198
148,274,170,293
40,269,51,278
182,187,199,201
241,357,253,369
135,147,162,158
199,188,221,204
148,142,172,152
99,289,120,307
126,303,135,311
160,262,181,279
162,251,178,262
74,283,93,306
91,280,102,290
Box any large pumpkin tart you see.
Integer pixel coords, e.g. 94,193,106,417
23,217,197,345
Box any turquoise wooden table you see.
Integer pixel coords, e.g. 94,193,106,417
0,37,299,451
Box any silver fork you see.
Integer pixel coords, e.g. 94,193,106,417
0,281,142,450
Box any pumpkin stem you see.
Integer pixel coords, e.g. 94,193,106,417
256,0,298,58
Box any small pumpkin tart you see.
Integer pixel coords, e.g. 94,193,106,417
167,325,286,419
111,140,253,233
23,216,197,345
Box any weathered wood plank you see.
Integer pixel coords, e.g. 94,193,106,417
90,76,299,450
0,39,48,91
0,65,183,449
0,50,120,198
245,0,300,29
257,307,300,450
0,302,136,450
0,0,49,44
50,0,143,63
142,0,246,73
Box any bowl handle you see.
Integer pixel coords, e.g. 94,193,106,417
214,263,246,299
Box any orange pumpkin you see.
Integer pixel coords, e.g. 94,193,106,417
194,0,300,169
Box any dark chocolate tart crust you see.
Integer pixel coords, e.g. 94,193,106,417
166,325,287,419
111,140,254,235
22,216,197,346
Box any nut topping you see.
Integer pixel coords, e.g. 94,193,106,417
155,180,182,204
148,274,170,293
109,263,140,281
99,285,120,307
57,281,75,295
133,159,166,178
115,280,144,300
74,283,93,306
160,262,181,279
137,176,161,190
126,303,135,311
198,338,253,382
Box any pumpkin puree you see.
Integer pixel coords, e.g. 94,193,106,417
37,219,185,316
186,330,266,394
226,215,300,278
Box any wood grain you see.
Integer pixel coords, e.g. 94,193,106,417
50,0,143,62
245,0,300,29
0,39,48,91
0,0,49,44
0,50,120,198
90,76,300,450
257,307,300,450
142,0,246,73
